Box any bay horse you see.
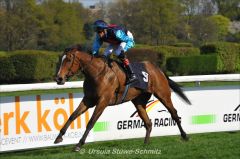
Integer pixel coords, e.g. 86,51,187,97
54,45,191,151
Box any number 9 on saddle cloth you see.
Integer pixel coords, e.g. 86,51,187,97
128,62,149,90
117,62,149,103
108,60,148,90
104,57,149,90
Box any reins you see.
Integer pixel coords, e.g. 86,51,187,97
77,53,107,79
66,52,94,78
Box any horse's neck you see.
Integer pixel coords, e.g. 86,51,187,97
79,53,105,79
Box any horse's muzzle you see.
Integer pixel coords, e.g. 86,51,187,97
55,76,65,85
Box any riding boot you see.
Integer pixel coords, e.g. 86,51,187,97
125,64,137,84
118,51,137,84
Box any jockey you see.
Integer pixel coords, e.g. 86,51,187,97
92,20,137,84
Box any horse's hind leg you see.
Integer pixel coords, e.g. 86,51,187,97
154,91,188,140
132,93,152,144
54,97,95,144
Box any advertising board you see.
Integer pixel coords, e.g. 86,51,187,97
0,86,239,152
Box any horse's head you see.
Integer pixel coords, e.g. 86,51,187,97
55,46,81,85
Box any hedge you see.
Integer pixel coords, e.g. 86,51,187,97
0,51,7,56
0,50,60,84
152,45,200,57
127,48,163,66
166,55,219,75
1,42,239,84
133,45,200,70
134,44,200,57
0,56,16,83
171,43,193,47
200,42,240,72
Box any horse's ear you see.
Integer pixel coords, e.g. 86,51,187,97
76,44,82,51
64,47,71,53
67,50,76,58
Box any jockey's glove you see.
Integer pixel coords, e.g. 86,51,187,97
92,51,98,57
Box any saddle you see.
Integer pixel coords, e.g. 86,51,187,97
104,57,149,90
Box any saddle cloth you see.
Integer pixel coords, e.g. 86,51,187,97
128,62,149,90
106,58,149,91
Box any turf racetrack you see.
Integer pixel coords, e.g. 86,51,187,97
1,131,240,159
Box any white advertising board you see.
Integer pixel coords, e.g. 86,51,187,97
92,87,240,142
0,93,93,152
0,86,239,152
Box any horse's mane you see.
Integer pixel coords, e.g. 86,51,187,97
64,44,93,55
64,44,83,53
63,44,124,72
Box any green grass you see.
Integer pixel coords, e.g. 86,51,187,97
1,131,240,159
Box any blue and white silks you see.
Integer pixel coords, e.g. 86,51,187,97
92,30,135,56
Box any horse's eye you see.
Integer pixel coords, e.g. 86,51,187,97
66,58,71,62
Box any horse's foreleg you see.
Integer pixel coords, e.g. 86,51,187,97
74,100,107,151
54,98,91,144
134,105,152,144
132,93,152,144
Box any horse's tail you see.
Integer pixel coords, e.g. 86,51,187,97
166,74,191,105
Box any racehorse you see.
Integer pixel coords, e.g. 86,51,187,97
54,44,191,151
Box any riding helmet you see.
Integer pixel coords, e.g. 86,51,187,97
93,20,108,32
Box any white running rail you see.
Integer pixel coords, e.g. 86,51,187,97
0,74,239,92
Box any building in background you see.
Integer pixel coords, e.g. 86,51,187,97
65,0,115,8
35,0,116,9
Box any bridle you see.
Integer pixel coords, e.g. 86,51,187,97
65,53,79,78
65,51,93,78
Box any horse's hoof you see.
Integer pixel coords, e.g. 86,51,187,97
54,136,63,144
181,134,189,141
73,146,81,152
144,140,150,144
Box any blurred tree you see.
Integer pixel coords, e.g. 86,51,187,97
38,0,86,50
92,1,107,21
201,0,216,16
0,0,40,51
108,0,132,27
0,0,237,51
0,0,88,51
208,15,230,40
178,0,217,42
108,0,182,45
179,0,216,19
213,0,240,20
190,15,217,45
180,0,198,24
140,0,182,45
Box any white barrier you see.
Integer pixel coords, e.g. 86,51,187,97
0,74,239,92
0,81,84,93
171,74,240,82
0,86,239,152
